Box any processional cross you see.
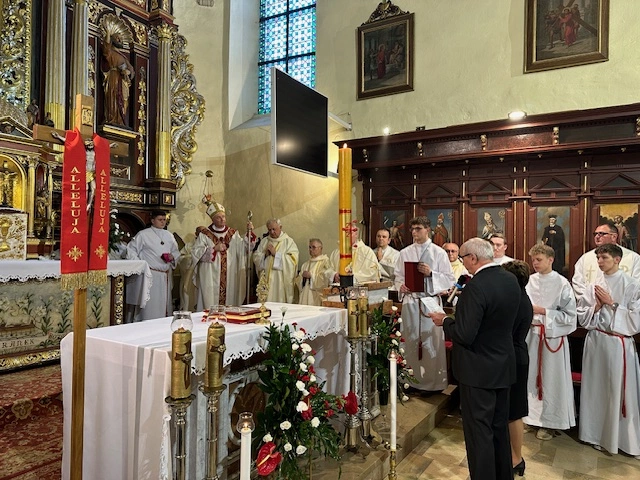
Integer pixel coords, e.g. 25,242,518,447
33,94,126,480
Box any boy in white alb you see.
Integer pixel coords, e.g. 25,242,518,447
576,243,640,457
523,244,577,440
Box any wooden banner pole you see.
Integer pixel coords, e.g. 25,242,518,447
70,288,87,480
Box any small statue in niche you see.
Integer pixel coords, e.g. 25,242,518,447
100,15,135,127
35,188,49,219
43,112,55,128
26,99,40,128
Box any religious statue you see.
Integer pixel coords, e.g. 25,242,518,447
43,112,55,128
0,161,17,207
51,131,97,212
100,15,134,127
26,99,40,128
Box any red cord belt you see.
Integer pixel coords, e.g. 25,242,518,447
595,328,630,417
532,323,565,401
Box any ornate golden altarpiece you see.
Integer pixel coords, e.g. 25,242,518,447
0,0,204,370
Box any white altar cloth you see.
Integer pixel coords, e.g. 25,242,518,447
0,259,152,308
61,303,349,480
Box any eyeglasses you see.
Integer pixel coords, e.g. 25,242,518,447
593,232,613,238
458,254,472,261
444,249,458,253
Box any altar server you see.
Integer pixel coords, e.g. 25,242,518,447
577,243,640,457
523,244,577,440
394,216,454,392
127,210,180,320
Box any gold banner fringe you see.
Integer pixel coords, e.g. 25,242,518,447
88,270,108,286
61,272,88,291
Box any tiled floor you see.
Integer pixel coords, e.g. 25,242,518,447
396,413,640,479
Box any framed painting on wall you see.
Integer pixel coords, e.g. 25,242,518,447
477,208,506,240
381,210,407,250
357,12,414,100
599,204,638,252
536,206,570,275
425,209,453,247
524,0,609,73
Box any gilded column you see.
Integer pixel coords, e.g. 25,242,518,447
70,0,89,125
27,157,38,237
45,0,67,129
155,23,172,180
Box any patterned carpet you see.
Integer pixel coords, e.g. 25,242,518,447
0,364,63,480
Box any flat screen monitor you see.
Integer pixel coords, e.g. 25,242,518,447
271,68,328,177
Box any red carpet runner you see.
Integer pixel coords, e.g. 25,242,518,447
0,364,63,480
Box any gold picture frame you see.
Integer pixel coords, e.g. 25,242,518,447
357,12,414,100
525,0,609,73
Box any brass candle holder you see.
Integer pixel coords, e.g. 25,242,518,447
170,311,194,399
199,384,227,480
205,320,226,389
255,270,271,325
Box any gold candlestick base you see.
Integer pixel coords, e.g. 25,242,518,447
388,448,397,480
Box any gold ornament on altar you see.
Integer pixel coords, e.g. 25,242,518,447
255,270,270,325
0,211,27,260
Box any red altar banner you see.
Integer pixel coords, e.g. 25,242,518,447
60,129,88,290
87,135,111,285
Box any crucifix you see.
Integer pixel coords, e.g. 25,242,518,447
32,93,125,480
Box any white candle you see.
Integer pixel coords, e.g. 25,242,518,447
389,351,397,450
240,428,252,480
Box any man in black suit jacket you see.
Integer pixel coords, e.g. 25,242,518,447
430,237,521,480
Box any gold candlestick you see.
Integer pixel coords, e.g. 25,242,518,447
358,287,369,337
205,321,226,389
170,311,194,400
255,270,270,325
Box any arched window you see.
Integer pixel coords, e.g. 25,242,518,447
258,0,316,114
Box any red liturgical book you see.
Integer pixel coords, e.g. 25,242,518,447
404,262,424,292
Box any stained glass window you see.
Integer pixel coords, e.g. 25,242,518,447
258,0,316,114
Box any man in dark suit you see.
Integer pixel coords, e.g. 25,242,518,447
430,237,521,479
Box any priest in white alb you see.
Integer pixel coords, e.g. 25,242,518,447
192,202,254,310
374,228,400,281
572,223,640,302
330,226,381,285
576,243,640,457
523,244,577,439
394,216,454,392
253,218,299,303
295,238,333,306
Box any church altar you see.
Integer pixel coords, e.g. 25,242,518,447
60,303,350,480
0,259,151,371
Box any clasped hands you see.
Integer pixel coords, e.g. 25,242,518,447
265,244,277,256
594,285,614,312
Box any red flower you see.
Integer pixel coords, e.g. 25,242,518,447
301,375,310,382
256,442,282,476
344,391,358,415
308,365,315,374
309,386,318,395
289,369,296,375
326,408,335,418
400,337,405,343
301,407,313,420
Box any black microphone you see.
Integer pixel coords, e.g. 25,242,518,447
446,274,471,304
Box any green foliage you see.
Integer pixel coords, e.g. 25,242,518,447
255,321,345,479
369,305,416,400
